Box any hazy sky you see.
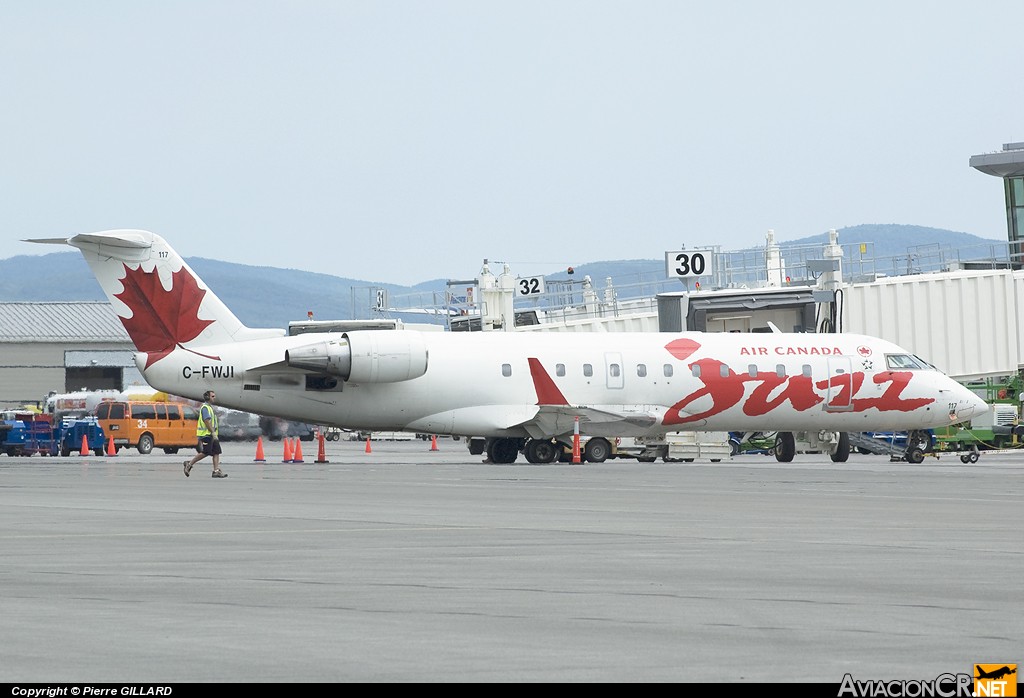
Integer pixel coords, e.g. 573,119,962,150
2,1,1020,284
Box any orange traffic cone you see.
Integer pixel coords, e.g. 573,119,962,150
254,436,266,462
80,433,90,456
316,431,329,463
293,438,304,463
572,416,581,464
106,436,116,457
430,435,439,451
365,436,372,453
282,437,293,463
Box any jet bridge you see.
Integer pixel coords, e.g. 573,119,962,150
656,286,819,333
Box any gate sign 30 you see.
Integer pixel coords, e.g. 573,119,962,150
665,250,714,279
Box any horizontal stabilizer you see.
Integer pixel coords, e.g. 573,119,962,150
22,237,75,245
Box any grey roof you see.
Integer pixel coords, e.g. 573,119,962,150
969,143,1024,178
0,302,131,343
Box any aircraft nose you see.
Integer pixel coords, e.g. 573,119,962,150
953,387,989,423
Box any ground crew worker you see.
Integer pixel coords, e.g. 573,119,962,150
184,390,227,478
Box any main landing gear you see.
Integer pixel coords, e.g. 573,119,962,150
484,436,614,465
771,431,850,463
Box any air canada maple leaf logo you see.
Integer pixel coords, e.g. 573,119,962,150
114,263,218,368
664,338,701,361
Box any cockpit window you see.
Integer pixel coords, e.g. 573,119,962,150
886,354,931,370
913,355,937,369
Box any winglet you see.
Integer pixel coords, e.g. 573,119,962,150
528,358,570,405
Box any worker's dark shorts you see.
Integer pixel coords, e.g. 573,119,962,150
197,436,222,456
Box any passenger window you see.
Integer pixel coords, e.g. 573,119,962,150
609,363,620,377
167,406,181,420
501,363,512,377
664,364,674,377
776,364,785,378
182,407,198,421
133,404,157,420
95,404,109,419
556,363,565,377
109,404,125,419
691,364,700,378
748,364,757,377
155,404,167,419
583,364,593,377
637,364,647,377
802,364,812,378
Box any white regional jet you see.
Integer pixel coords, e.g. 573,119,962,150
32,230,987,464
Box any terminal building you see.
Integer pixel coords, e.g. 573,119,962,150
970,141,1024,264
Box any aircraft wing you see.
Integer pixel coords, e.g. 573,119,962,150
526,404,661,438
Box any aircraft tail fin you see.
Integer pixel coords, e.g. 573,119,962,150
27,230,284,356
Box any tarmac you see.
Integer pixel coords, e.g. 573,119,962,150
1,437,1021,683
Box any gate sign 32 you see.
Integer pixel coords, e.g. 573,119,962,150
665,250,714,279
516,276,546,296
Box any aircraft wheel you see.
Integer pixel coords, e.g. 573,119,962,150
906,447,925,464
774,432,796,462
583,437,611,463
524,439,558,464
969,451,980,463
830,432,850,463
486,438,520,465
960,454,971,463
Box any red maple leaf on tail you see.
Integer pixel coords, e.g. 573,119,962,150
114,264,219,368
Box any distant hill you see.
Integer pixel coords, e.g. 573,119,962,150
0,225,1006,329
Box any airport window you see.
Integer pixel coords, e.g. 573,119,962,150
609,363,621,377
637,364,647,377
748,364,757,377
583,364,593,377
501,363,512,377
556,363,565,377
776,364,785,378
802,364,812,377
664,364,674,377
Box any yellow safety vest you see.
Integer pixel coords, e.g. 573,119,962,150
197,403,218,437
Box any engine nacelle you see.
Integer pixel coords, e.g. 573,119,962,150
285,339,352,377
285,331,429,383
